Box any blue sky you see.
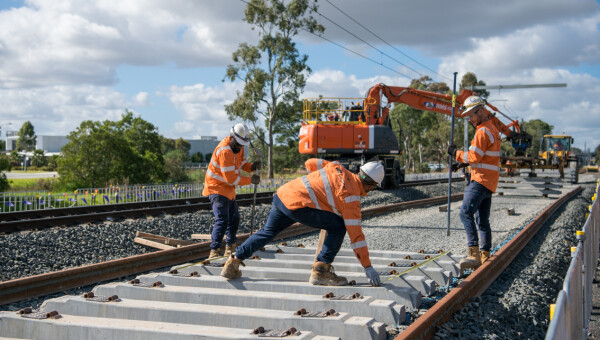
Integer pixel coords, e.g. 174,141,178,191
0,0,599,151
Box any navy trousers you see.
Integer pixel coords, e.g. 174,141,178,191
459,180,493,251
209,194,240,250
236,194,346,264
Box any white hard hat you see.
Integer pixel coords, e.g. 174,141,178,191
461,95,485,115
359,162,385,186
230,123,250,145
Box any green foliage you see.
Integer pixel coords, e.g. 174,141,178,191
522,119,554,157
9,151,21,167
224,0,324,178
0,173,9,192
0,155,11,172
31,149,47,167
17,121,36,152
272,140,307,173
460,72,490,98
57,112,165,189
191,152,204,163
164,150,189,183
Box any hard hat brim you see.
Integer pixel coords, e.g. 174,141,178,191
232,133,249,146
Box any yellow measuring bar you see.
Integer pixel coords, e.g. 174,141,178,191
385,251,451,281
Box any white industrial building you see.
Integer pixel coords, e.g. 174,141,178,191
5,131,68,155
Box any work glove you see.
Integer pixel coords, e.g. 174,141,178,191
451,162,469,172
364,266,381,287
447,144,458,158
251,174,260,185
251,161,262,171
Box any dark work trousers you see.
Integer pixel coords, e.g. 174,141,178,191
209,194,240,250
235,193,346,264
459,180,493,251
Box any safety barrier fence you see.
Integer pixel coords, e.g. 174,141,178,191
546,179,600,339
0,179,290,213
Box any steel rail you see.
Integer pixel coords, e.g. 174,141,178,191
0,193,463,306
0,178,461,234
395,185,582,340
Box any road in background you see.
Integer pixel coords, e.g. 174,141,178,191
2,172,58,179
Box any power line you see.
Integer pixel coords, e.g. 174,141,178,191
313,9,426,79
238,0,413,80
324,0,451,83
301,28,413,79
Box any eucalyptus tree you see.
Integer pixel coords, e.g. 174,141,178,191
224,0,324,178
16,121,36,151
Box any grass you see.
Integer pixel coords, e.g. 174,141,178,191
7,178,58,193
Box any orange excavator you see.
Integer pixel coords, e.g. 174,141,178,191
299,83,532,188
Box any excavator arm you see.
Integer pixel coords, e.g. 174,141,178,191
364,83,531,155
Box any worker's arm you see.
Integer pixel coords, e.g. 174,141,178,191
342,197,372,268
456,128,492,165
218,150,251,187
240,150,253,173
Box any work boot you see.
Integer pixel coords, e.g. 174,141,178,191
220,255,245,280
224,243,237,257
459,246,482,276
208,248,222,259
309,262,348,286
480,250,491,264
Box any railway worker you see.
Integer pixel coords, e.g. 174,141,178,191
447,95,501,274
220,160,384,287
203,123,261,259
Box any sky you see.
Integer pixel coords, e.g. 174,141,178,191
0,0,599,151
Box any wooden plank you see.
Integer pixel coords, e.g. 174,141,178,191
133,237,175,250
135,231,196,246
191,233,212,240
313,230,328,263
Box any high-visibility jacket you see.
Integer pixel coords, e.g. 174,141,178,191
278,159,372,268
202,136,253,200
456,119,501,192
304,159,340,173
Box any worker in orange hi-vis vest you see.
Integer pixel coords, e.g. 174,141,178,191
448,95,501,275
304,158,340,173
221,160,384,287
203,123,261,259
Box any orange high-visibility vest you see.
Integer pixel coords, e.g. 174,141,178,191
456,120,501,192
278,159,372,268
304,159,340,173
202,136,253,200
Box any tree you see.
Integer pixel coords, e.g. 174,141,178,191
58,112,166,189
163,150,189,183
522,119,553,157
31,149,46,167
191,152,203,163
16,121,36,151
460,72,490,99
224,0,324,178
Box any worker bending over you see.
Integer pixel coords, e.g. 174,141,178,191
448,95,501,274
203,123,261,259
221,159,384,286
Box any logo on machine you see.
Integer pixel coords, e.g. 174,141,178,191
424,102,435,109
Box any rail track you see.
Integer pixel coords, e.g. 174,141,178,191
0,178,462,234
0,180,581,339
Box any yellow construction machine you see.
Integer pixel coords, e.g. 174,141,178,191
538,135,578,183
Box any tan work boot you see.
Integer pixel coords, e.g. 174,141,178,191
459,246,482,276
480,250,491,264
209,249,222,259
224,243,237,257
220,255,245,280
309,262,348,286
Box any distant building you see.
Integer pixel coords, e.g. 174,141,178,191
188,136,220,158
5,131,68,155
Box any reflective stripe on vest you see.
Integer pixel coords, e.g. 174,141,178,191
470,163,500,171
344,218,361,226
318,169,340,216
215,145,231,157
317,159,324,170
344,195,361,203
207,169,240,186
211,159,235,172
301,175,322,210
470,145,484,157
479,127,495,144
350,240,367,249
485,150,501,157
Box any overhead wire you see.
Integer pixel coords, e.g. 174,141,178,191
324,0,451,83
312,8,425,79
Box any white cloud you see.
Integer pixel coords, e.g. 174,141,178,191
0,85,129,135
134,92,149,106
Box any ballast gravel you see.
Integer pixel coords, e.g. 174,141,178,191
0,174,597,340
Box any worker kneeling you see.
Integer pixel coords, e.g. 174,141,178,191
221,159,383,287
